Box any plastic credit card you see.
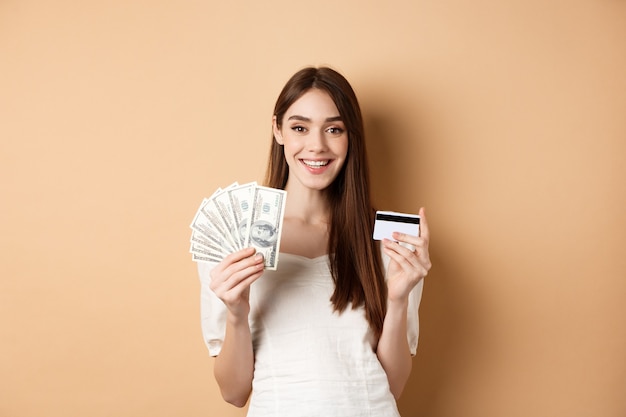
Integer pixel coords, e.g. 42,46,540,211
372,211,420,241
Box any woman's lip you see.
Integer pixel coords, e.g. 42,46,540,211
301,159,331,167
299,159,333,172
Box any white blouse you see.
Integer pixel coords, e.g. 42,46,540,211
198,252,423,417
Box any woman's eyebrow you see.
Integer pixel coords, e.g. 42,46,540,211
287,115,342,122
287,115,310,122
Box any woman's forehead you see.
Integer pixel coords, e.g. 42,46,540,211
285,89,340,121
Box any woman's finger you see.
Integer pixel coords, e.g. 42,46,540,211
418,207,430,243
211,247,256,276
210,249,263,290
383,239,420,269
220,268,265,304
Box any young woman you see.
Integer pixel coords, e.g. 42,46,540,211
198,66,431,416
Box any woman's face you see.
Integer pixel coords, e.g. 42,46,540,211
273,89,349,193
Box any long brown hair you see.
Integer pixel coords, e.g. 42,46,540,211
264,66,387,340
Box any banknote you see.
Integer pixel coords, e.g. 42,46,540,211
190,199,236,254
200,198,240,252
189,241,225,261
191,252,223,263
211,188,244,251
189,182,286,269
227,182,256,248
190,231,228,257
245,186,287,270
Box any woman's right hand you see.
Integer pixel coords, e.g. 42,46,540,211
209,247,265,319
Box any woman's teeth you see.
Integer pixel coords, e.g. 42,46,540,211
302,160,329,167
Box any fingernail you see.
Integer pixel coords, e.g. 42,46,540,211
255,253,264,262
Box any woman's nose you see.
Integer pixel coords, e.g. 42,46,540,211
306,130,327,152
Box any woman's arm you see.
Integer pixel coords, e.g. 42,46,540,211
213,311,255,407
376,297,413,399
377,207,432,399
209,248,265,407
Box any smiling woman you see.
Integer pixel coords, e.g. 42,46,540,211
272,88,349,191
2,1,624,416
197,66,431,416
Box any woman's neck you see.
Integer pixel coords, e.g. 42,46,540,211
283,182,330,225
278,181,331,258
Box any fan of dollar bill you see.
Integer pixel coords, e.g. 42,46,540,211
190,182,287,270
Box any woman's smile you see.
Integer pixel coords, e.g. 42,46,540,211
301,159,332,172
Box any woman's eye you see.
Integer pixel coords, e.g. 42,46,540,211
327,127,344,135
291,126,306,133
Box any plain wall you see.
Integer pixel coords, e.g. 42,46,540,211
1,1,625,416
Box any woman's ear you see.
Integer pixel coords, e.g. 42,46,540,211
272,116,284,145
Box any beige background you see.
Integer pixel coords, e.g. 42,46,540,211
1,1,625,416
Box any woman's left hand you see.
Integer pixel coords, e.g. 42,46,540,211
382,207,432,302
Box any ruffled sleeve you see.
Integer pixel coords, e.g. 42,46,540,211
197,262,227,356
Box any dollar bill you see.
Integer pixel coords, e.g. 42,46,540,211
211,189,244,251
200,198,241,252
191,252,223,263
190,199,236,254
189,241,225,262
227,182,256,249
245,185,286,270
190,230,229,257
189,182,286,269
